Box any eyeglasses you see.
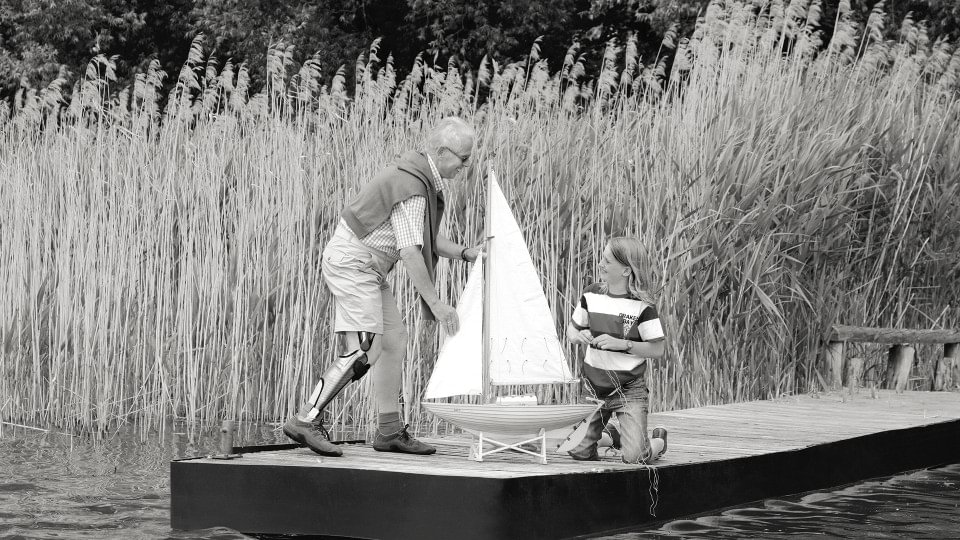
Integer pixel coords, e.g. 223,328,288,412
442,146,471,167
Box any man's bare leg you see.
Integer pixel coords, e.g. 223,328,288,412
368,317,434,455
371,327,406,434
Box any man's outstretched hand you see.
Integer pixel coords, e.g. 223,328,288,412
463,236,493,263
433,303,460,335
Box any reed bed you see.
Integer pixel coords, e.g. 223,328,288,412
1,0,958,435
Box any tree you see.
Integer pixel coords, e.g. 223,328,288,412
0,0,956,102
406,0,672,74
190,0,414,93
0,0,192,99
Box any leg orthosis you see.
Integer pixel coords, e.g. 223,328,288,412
306,332,376,415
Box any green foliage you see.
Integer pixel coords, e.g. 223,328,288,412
0,0,193,98
188,0,393,93
410,1,584,66
186,0,671,94
3,1,957,102
0,0,689,99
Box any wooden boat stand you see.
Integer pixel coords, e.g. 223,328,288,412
470,428,548,464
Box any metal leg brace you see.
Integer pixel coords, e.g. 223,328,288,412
301,332,376,421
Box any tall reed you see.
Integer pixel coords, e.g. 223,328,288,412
1,1,958,435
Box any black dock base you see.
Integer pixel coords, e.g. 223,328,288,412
171,391,960,539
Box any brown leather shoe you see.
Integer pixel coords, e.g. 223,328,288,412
372,424,436,455
283,417,343,457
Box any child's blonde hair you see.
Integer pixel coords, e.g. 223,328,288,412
599,236,658,305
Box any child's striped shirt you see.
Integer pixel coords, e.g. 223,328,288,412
571,283,664,396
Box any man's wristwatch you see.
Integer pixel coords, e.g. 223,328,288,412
460,247,469,261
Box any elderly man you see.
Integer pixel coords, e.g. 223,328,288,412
284,116,479,457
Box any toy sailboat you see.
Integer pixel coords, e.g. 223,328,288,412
421,168,596,464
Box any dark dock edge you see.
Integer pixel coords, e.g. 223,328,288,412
232,440,366,455
175,439,367,461
171,418,960,540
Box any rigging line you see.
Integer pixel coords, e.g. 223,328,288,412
597,366,660,514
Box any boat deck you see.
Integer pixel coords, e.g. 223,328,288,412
171,390,960,539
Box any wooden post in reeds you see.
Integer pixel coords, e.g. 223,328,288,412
884,345,915,393
211,420,241,460
825,341,845,390
843,356,864,391
934,343,959,391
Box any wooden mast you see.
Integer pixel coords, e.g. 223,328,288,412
481,167,493,403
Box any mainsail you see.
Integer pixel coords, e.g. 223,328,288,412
424,171,578,399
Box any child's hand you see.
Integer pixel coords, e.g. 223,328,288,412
593,334,629,352
570,328,594,345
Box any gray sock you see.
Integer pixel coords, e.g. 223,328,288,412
378,411,402,437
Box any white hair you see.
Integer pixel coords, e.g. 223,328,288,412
425,117,475,153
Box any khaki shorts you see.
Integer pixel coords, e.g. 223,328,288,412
321,222,403,336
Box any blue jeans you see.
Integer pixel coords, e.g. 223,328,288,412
568,378,653,464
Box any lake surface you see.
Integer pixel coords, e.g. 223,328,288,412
1,422,959,539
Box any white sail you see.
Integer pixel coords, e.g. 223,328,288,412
423,260,484,399
424,171,576,400
487,175,577,386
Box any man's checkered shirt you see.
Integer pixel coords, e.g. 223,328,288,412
344,154,445,258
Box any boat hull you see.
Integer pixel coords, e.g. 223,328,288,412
422,402,597,436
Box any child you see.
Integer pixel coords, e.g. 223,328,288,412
566,236,667,464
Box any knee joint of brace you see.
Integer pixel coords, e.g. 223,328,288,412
358,331,376,352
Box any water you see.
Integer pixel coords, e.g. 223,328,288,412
2,423,959,539
0,422,285,540
606,465,960,539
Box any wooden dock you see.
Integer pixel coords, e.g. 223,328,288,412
171,390,960,539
